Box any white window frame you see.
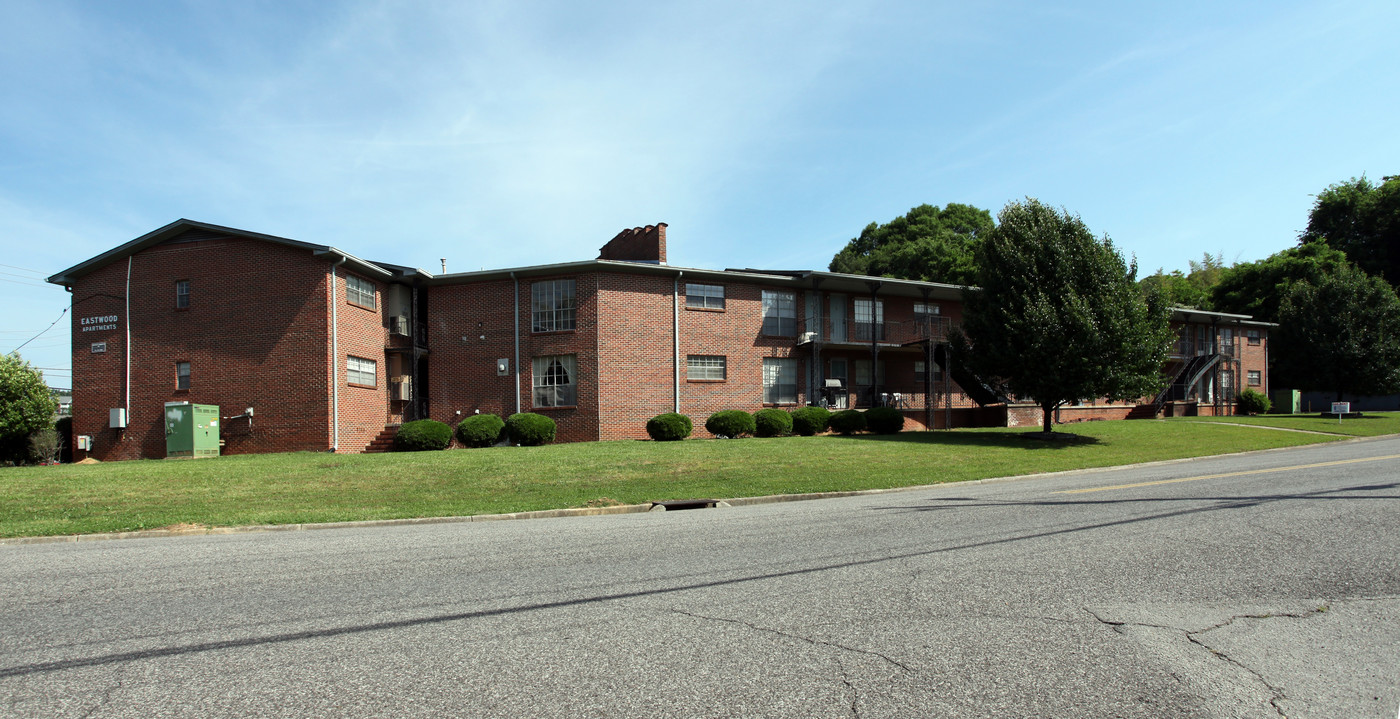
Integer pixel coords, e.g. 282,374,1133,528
175,280,190,309
914,302,940,316
532,279,577,332
1247,329,1261,346
347,275,376,310
1247,370,1261,386
347,356,377,386
854,299,885,341
761,290,796,336
687,355,726,381
685,283,725,310
533,354,578,407
176,361,190,390
762,357,797,404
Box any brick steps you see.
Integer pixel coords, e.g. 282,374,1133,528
364,424,401,453
1126,404,1161,420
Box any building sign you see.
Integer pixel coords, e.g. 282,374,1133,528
91,342,107,353
1332,402,1350,415
81,314,119,332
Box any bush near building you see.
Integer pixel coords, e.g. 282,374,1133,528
395,420,453,451
865,407,906,434
705,410,755,439
506,413,557,446
456,414,505,448
752,408,793,438
646,413,693,441
829,409,867,435
790,406,831,436
1236,389,1272,415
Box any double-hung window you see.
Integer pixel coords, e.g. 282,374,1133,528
685,283,724,310
533,355,578,407
347,275,376,310
1247,329,1261,346
532,279,576,332
762,358,797,404
175,362,190,390
914,360,942,382
1248,370,1261,386
175,280,190,309
914,302,939,316
761,290,796,336
347,356,377,386
687,355,726,381
854,299,884,341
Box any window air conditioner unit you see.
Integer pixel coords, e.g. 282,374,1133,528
390,315,410,336
799,331,817,344
391,376,412,401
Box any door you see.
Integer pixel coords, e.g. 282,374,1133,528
829,294,846,343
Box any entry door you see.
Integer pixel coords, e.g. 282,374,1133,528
829,294,847,343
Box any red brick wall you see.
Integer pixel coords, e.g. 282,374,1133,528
425,274,601,443
68,236,336,460
332,268,392,452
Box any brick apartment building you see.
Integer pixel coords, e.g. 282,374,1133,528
48,219,1272,460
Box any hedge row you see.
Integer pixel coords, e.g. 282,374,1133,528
647,406,905,440
395,412,558,452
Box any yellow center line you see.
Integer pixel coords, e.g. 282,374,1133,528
1052,454,1400,495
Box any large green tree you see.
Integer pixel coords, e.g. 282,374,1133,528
0,353,57,463
1138,252,1228,309
1302,175,1400,287
956,199,1174,434
1273,264,1400,401
1209,243,1350,322
829,203,994,285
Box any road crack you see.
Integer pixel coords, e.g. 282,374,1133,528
1085,605,1332,718
670,608,915,674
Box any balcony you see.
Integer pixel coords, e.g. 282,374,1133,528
1171,339,1237,359
801,316,954,347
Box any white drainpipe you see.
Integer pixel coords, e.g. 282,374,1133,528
330,257,346,451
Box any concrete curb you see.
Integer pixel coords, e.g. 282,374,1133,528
2,434,1389,547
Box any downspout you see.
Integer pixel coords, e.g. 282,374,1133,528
124,256,132,429
511,272,520,414
673,271,682,413
329,257,346,452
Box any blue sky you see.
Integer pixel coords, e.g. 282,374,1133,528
3,0,1398,388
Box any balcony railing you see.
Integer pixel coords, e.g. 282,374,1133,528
1172,339,1237,358
804,317,954,346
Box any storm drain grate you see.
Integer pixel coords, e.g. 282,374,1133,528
649,499,730,512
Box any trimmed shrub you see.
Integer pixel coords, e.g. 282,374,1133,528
456,414,505,448
752,408,793,438
865,406,906,435
646,413,693,441
790,406,830,436
828,409,867,435
505,412,556,446
395,419,453,451
1236,388,1271,416
705,410,756,438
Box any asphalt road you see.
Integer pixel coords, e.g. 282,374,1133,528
3,436,1398,718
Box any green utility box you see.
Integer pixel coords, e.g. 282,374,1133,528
1270,389,1301,414
165,402,221,458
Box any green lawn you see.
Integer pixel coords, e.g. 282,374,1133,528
3,417,1376,539
1173,411,1400,437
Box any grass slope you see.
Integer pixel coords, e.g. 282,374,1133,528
1,417,1370,538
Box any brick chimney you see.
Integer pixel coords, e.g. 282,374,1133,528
598,223,667,264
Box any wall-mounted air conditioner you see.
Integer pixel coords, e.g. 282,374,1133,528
390,315,410,336
391,376,412,401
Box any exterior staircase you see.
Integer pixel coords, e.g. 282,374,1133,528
364,424,400,453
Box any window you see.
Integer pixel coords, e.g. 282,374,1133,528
532,279,577,332
854,299,884,341
347,275,376,310
1248,370,1261,386
1247,329,1260,346
687,355,726,381
685,283,725,310
914,302,940,316
347,356,377,386
762,358,797,404
533,355,578,407
176,362,190,390
761,290,796,336
854,360,885,387
914,360,943,382
175,280,190,308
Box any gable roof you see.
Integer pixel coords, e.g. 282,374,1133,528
45,218,392,286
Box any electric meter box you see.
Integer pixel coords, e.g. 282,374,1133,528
164,402,220,458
